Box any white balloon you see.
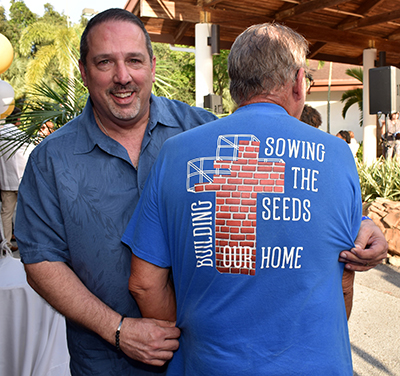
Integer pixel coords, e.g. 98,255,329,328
0,79,15,115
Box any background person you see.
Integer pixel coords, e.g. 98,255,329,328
300,103,322,128
348,130,359,159
383,111,400,160
125,23,370,375
0,107,34,252
336,129,351,144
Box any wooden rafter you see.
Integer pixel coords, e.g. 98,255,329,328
275,0,351,21
308,42,326,59
202,0,225,6
174,21,191,43
128,0,400,68
335,0,382,28
338,8,400,30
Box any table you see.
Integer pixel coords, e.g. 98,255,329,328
0,254,71,376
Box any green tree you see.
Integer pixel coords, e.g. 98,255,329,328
1,76,88,156
0,2,38,99
340,67,363,126
0,6,13,41
18,9,82,90
213,50,236,113
19,22,82,87
7,0,37,46
152,43,196,105
41,3,67,25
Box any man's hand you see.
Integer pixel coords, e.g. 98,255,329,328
120,318,180,366
339,219,388,271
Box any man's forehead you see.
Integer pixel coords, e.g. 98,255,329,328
87,20,145,44
86,20,148,57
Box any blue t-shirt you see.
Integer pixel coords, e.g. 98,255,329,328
123,103,361,375
15,95,217,376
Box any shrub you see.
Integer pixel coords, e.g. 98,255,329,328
357,157,400,202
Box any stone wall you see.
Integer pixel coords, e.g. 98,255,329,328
363,198,400,267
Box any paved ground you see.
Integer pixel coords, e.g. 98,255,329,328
349,263,400,376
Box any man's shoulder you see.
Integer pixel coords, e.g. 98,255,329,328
152,95,218,128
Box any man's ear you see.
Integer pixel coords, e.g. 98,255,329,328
293,68,305,100
290,68,306,119
151,56,157,83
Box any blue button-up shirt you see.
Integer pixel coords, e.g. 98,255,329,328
15,95,217,375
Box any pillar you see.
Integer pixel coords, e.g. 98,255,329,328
195,23,213,108
363,47,377,166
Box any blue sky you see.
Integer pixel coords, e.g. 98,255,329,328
0,0,126,25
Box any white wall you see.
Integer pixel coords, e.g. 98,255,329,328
306,91,364,143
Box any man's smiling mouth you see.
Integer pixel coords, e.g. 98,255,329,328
113,92,133,98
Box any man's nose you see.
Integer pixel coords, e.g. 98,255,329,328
113,62,132,86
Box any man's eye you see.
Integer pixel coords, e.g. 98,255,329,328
99,60,109,65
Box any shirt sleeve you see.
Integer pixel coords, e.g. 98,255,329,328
15,154,70,265
122,153,171,268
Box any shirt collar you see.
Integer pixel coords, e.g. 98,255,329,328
74,95,180,157
74,98,129,162
148,94,182,131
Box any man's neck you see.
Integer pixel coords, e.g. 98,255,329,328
93,108,149,169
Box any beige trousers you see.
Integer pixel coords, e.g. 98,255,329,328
1,190,18,246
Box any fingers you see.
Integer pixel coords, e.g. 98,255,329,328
153,319,181,338
119,318,180,366
340,247,384,271
340,218,388,272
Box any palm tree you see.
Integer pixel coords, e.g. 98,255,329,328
0,76,88,156
340,67,363,126
19,20,83,90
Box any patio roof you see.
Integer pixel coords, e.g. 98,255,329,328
124,0,400,68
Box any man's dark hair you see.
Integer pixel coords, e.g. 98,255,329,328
80,8,153,68
10,107,21,117
300,104,322,128
337,130,351,144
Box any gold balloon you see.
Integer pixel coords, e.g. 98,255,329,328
0,102,15,119
0,79,15,119
0,34,14,74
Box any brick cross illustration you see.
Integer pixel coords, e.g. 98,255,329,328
187,134,285,276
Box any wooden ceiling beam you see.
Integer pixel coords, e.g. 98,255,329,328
352,0,385,15
174,21,192,43
138,0,400,57
387,27,400,41
308,42,326,59
140,0,269,24
124,0,140,15
335,0,382,28
286,20,400,54
202,0,225,6
310,53,363,65
275,0,351,21
338,8,400,30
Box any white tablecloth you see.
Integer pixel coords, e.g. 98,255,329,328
0,255,71,376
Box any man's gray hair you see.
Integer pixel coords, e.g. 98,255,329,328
228,23,309,106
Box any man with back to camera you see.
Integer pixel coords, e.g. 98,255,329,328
125,23,380,374
15,8,387,376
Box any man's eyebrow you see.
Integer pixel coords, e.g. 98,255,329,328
125,52,146,59
92,52,146,61
92,54,112,61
